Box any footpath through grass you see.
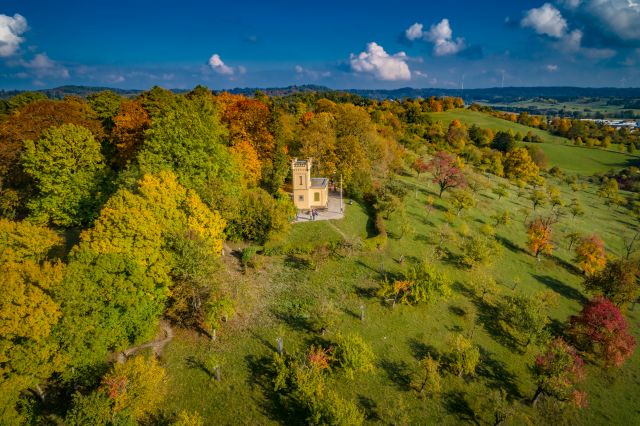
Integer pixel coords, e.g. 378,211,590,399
161,169,640,425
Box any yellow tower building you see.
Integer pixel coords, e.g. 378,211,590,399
291,158,328,211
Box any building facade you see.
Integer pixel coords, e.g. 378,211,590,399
291,158,328,211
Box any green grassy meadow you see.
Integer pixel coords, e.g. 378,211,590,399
159,163,640,425
427,109,640,174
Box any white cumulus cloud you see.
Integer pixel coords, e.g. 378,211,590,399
427,19,465,56
208,53,234,75
405,23,424,41
521,3,568,38
350,42,411,81
404,19,465,56
0,13,28,57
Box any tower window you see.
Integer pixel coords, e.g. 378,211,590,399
299,176,303,185
314,192,320,202
298,195,304,201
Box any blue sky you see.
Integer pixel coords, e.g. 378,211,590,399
1,0,639,90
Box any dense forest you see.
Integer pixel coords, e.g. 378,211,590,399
1,86,639,424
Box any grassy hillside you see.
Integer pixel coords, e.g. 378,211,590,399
428,109,640,174
161,168,640,425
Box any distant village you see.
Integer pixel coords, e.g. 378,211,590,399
580,118,640,130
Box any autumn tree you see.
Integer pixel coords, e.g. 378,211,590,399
460,234,501,268
110,99,150,167
531,338,586,407
415,356,441,396
217,93,275,160
450,189,476,216
527,217,555,260
98,355,167,421
574,235,607,276
0,219,66,423
21,123,108,227
411,157,428,177
569,297,636,367
230,140,262,186
448,334,480,377
56,172,226,372
379,261,452,305
504,147,540,183
333,333,375,379
597,178,619,202
138,95,242,213
426,151,466,197
298,112,339,178
583,259,639,309
0,98,104,217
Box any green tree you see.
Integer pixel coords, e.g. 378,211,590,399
492,184,508,200
21,124,107,227
499,291,558,347
448,334,480,377
56,172,226,372
138,95,242,212
87,90,124,131
597,178,619,202
333,333,375,379
450,189,476,216
584,259,639,307
491,131,516,153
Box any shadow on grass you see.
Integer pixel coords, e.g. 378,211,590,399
249,330,278,352
443,391,479,425
532,274,587,303
548,255,582,276
476,346,522,398
357,395,381,421
407,338,439,361
460,283,523,353
379,358,413,392
496,236,527,255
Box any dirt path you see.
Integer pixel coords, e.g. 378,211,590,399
117,320,174,363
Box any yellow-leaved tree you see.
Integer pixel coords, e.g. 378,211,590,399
0,219,67,423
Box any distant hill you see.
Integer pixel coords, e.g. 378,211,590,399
2,84,640,103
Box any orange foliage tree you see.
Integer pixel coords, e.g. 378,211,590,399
527,217,554,260
111,100,151,167
217,93,274,161
574,235,607,276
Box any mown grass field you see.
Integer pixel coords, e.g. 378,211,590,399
427,109,640,174
160,162,640,425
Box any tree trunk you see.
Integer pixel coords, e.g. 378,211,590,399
33,384,45,403
531,387,543,406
